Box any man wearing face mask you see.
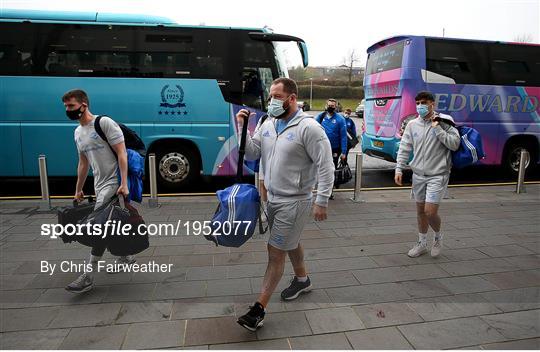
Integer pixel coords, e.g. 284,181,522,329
395,91,460,259
315,99,348,167
62,89,133,293
235,78,334,332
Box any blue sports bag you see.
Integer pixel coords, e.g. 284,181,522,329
205,112,261,247
452,125,486,168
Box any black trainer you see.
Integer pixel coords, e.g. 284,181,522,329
281,276,312,301
237,302,265,332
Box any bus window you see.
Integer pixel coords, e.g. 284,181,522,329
490,44,540,86
426,39,489,85
366,41,404,75
0,23,35,75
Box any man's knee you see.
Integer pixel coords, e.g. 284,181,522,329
416,203,427,216
267,244,287,263
424,205,439,218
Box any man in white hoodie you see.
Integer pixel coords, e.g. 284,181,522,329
235,77,335,331
395,91,460,258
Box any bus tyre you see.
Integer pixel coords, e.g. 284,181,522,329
154,147,199,191
504,142,535,176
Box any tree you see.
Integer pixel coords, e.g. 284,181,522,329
288,65,307,81
513,34,534,43
343,49,361,84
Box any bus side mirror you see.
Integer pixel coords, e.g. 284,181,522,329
297,41,309,68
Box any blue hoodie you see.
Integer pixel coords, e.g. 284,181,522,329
316,112,348,153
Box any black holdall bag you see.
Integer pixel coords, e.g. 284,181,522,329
106,196,149,256
62,196,149,256
334,159,353,186
58,196,95,243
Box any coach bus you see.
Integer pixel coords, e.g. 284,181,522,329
0,9,308,190
361,35,540,174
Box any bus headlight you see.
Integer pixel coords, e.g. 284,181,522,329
399,115,416,137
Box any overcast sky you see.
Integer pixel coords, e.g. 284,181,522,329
3,0,539,67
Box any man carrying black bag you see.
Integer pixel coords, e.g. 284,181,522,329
62,89,134,293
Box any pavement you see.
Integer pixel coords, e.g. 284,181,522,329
1,184,539,349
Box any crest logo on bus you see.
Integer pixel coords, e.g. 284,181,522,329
159,84,188,116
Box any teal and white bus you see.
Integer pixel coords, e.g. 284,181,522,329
0,9,308,190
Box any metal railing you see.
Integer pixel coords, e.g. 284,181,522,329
38,155,51,210
148,153,159,208
516,149,528,194
350,151,364,202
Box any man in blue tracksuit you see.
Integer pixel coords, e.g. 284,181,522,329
316,99,348,195
316,99,348,167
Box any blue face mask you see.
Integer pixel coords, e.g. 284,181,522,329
267,96,290,118
416,104,429,118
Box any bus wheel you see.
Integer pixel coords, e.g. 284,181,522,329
155,147,199,191
505,143,533,175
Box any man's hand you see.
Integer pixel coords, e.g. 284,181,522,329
340,154,347,161
117,183,129,197
74,190,84,203
236,109,250,128
394,172,403,186
431,116,440,128
313,204,327,221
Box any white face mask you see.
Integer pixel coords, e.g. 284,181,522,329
267,96,290,118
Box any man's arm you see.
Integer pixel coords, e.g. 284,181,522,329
75,152,89,201
236,109,262,161
349,119,357,137
395,123,413,175
433,122,461,152
340,118,348,156
111,142,129,196
100,116,128,196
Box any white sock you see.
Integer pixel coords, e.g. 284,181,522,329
297,276,308,282
434,232,443,241
87,255,101,279
418,233,427,246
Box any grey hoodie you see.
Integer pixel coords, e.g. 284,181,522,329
396,112,460,176
243,110,335,206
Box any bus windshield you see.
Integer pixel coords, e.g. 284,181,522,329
366,41,405,75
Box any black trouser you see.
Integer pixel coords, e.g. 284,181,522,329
91,245,107,257
332,148,341,168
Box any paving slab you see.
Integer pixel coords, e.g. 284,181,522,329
0,328,69,349
59,325,129,349
256,311,312,340
122,320,186,349
289,332,353,350
115,301,173,324
406,293,502,321
184,316,257,346
480,309,540,340
304,307,365,334
345,327,413,349
353,302,424,328
397,316,507,349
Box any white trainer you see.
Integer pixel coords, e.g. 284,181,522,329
431,238,443,257
408,241,428,258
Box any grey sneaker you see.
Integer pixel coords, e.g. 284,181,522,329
431,238,443,257
65,273,94,293
408,242,428,258
281,276,312,301
109,256,136,274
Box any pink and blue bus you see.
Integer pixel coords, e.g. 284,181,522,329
0,9,308,191
361,35,540,173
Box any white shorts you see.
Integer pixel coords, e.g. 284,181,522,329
411,173,450,204
267,199,312,251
